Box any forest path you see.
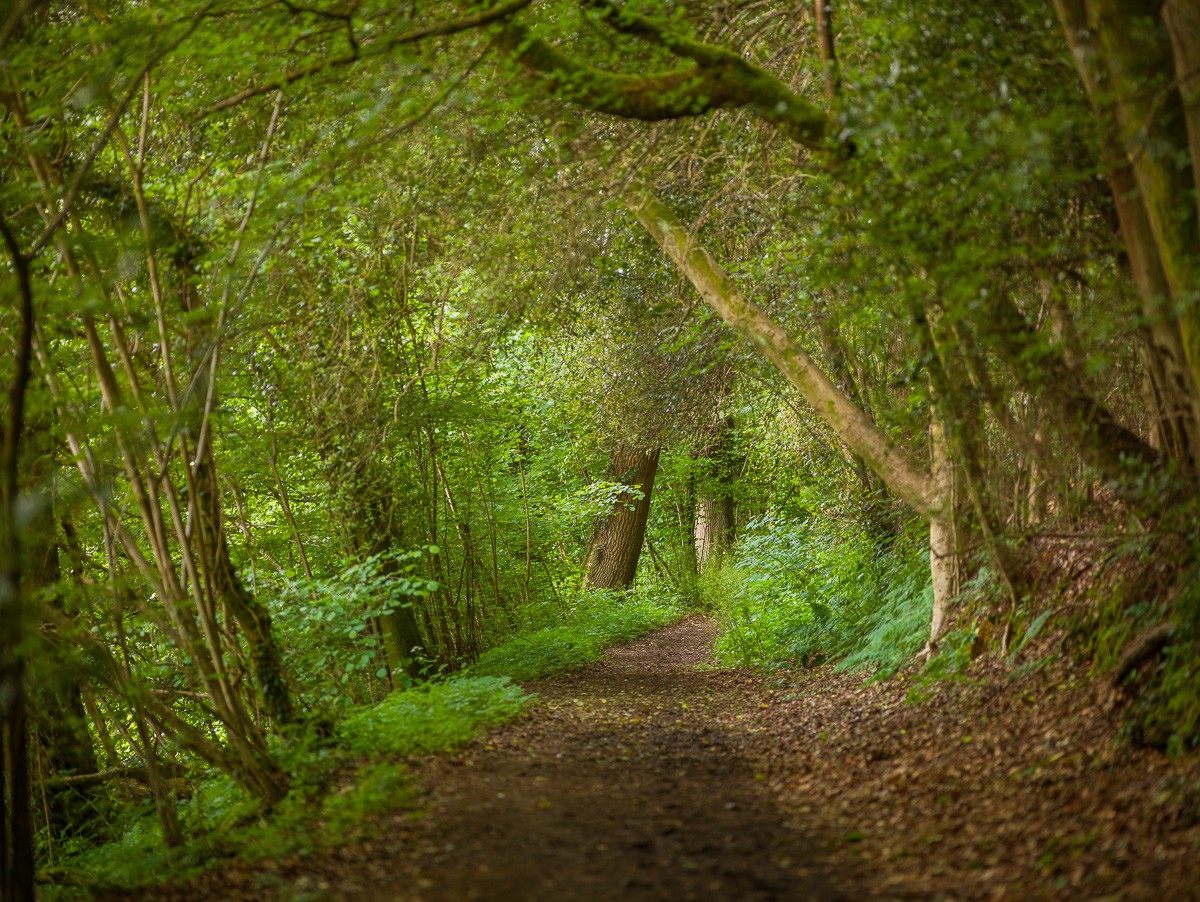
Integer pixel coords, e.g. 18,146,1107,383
341,615,843,901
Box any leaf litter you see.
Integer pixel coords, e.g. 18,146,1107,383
127,615,1200,900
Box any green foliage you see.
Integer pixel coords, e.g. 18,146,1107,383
264,550,441,712
49,817,182,895
711,515,930,673
321,761,417,838
837,574,934,678
1127,554,1200,756
18,0,1200,888
340,676,530,757
911,626,978,689
51,675,528,892
469,589,684,681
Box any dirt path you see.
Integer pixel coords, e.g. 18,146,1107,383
130,611,1200,899
335,616,842,901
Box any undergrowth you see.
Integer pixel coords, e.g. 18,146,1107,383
469,587,684,681
709,514,930,676
340,676,528,756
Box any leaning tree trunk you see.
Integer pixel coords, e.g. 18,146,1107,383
195,453,296,726
584,446,661,590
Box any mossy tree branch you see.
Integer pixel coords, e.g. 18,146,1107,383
498,3,830,150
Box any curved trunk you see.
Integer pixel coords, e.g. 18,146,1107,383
196,452,296,727
584,446,661,590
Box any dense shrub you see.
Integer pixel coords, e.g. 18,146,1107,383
711,515,930,674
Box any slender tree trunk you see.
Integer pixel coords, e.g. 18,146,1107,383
195,453,296,727
584,446,661,590
813,0,839,104
0,215,36,902
694,417,738,572
928,409,959,644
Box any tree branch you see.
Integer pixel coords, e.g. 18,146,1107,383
41,762,186,791
499,7,830,150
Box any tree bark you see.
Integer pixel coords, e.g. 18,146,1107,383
584,446,661,590
927,403,960,644
195,453,296,727
813,0,839,104
694,417,738,572
0,213,36,902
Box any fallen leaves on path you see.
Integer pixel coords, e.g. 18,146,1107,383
759,644,1200,899
131,615,1200,900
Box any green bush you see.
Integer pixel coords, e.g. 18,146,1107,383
264,550,442,713
837,564,933,677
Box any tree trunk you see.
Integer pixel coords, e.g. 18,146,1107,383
628,191,968,641
0,216,35,902
195,454,296,727
378,554,428,683
694,417,738,572
928,405,960,644
628,192,938,520
695,494,736,572
584,446,661,590
1055,0,1200,476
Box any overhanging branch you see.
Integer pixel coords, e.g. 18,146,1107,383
627,190,937,519
499,4,830,150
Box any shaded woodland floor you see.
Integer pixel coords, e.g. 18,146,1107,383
133,615,1200,901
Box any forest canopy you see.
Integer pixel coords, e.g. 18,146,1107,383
2,0,1200,897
